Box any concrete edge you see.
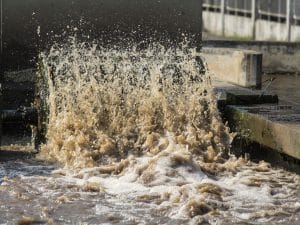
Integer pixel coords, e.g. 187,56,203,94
225,105,300,160
202,47,262,88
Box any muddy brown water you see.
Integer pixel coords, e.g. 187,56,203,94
1,42,300,225
0,153,299,225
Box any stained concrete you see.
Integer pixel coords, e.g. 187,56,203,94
225,105,300,160
215,75,300,160
202,47,262,88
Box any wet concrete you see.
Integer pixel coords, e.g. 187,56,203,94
264,74,300,106
217,74,300,160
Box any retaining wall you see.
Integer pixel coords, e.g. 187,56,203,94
203,40,300,74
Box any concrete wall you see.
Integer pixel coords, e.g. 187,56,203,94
292,25,300,42
202,47,262,88
203,11,300,42
202,11,224,36
224,14,253,39
258,21,300,42
203,40,300,74
258,19,300,42
256,20,288,42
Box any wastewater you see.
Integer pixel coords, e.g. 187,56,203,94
0,40,299,225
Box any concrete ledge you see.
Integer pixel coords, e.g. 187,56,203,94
202,47,262,88
225,105,300,160
203,40,300,74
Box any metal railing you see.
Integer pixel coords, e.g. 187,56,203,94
293,0,300,20
227,0,252,14
203,0,300,41
202,0,221,11
203,0,300,21
258,0,287,18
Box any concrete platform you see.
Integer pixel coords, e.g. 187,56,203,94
214,75,300,160
225,105,300,160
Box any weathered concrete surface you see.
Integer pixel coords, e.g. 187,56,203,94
256,20,300,42
203,11,253,38
224,14,253,39
203,40,300,74
214,75,300,160
225,105,300,160
202,47,262,88
202,11,224,36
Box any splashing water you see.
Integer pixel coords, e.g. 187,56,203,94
39,39,232,169
1,40,299,224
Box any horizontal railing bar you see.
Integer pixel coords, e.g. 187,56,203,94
293,15,300,20
258,10,287,18
203,3,221,9
226,6,252,14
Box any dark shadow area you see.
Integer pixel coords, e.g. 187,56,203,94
0,150,35,161
231,136,300,174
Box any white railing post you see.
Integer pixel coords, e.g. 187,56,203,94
286,0,292,42
221,0,226,36
251,0,258,40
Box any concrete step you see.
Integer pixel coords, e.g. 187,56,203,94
224,104,300,160
213,79,300,160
